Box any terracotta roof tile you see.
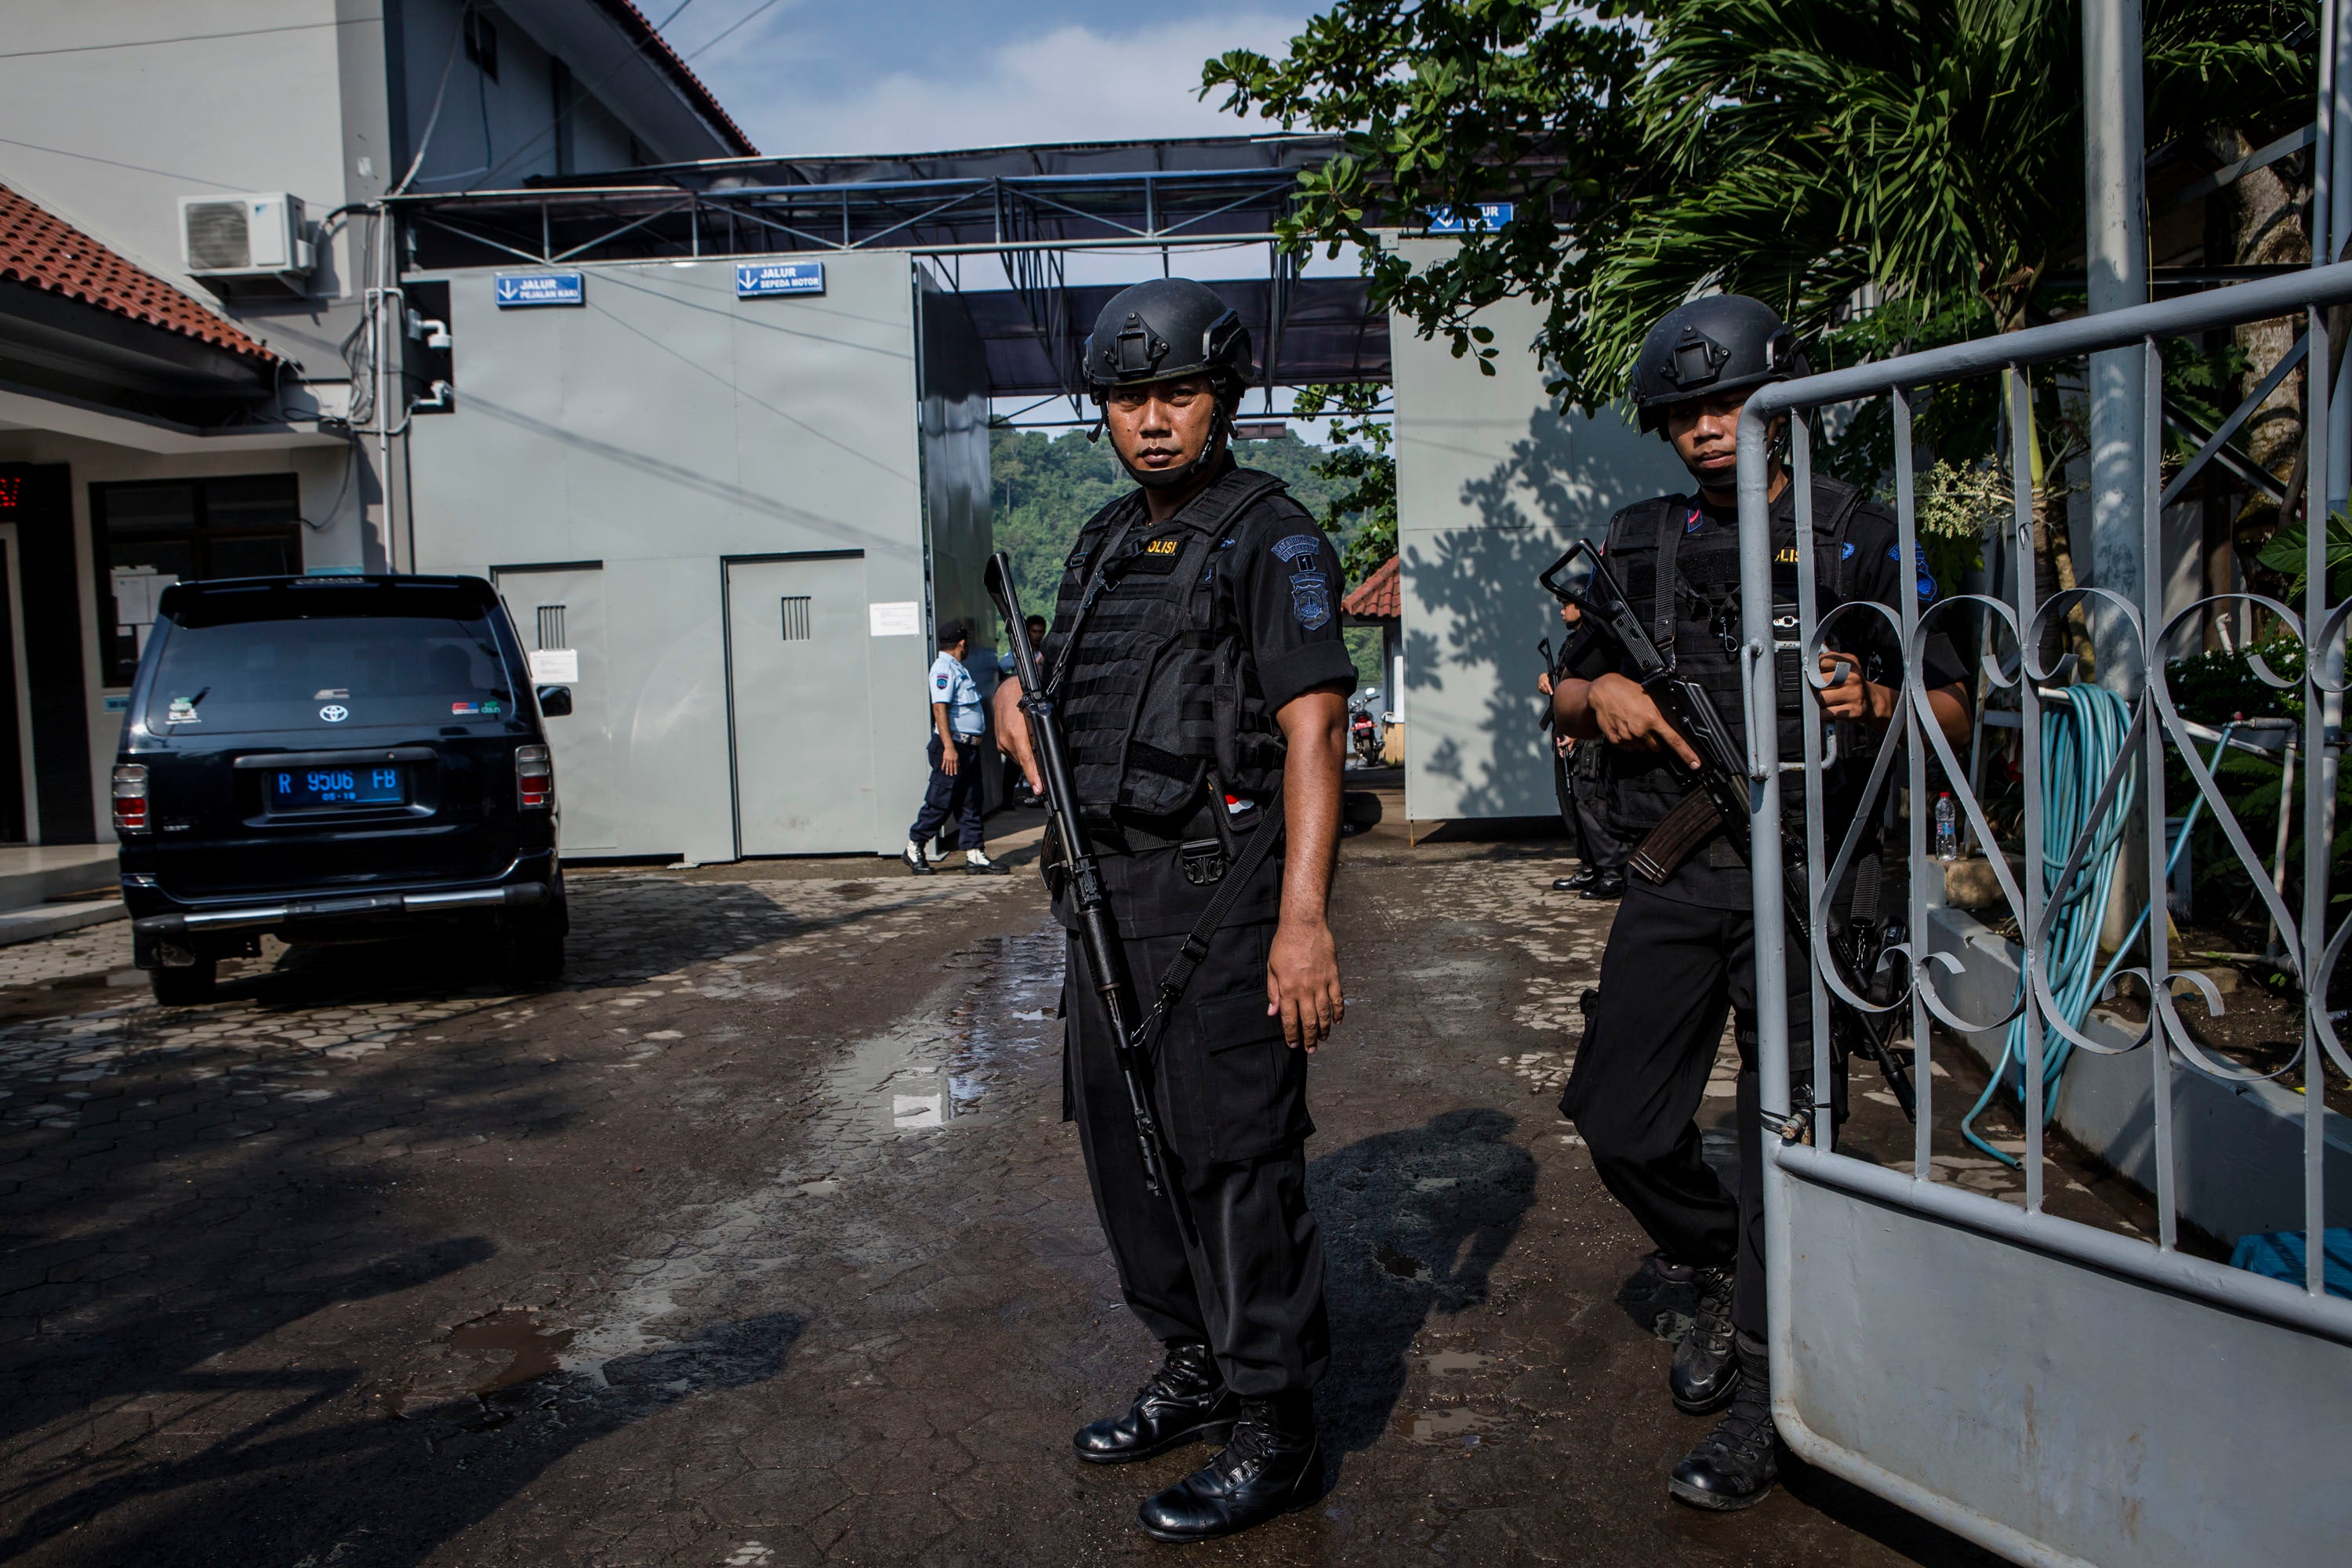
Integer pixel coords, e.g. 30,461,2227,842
595,0,759,157
0,183,278,364
1342,553,1399,620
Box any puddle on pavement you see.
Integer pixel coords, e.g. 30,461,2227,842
1421,1351,1494,1376
800,928,1061,1142
446,1309,575,1393
893,1088,946,1129
1401,1407,1498,1443
940,929,1061,1115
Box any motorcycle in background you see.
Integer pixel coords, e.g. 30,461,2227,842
1348,688,1385,767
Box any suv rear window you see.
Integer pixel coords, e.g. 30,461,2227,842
145,588,517,736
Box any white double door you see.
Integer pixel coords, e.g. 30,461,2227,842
724,553,877,855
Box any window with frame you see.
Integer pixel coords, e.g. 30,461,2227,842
464,10,499,80
93,474,303,685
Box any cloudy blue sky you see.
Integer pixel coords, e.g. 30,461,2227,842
659,0,1320,158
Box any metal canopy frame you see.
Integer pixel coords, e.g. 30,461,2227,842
390,134,1390,403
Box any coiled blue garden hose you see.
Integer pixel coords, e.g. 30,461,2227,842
1961,685,2137,1165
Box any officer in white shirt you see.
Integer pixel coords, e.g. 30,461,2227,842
904,619,1007,875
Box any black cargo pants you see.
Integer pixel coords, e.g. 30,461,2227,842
1557,878,1816,1340
1063,914,1329,1399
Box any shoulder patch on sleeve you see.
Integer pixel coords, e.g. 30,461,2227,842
1289,569,1333,630
1272,533,1325,566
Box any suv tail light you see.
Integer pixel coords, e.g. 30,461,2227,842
112,764,151,835
516,745,554,810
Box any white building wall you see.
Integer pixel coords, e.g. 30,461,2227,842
1391,245,1688,823
0,429,368,841
404,251,936,863
0,0,361,301
394,0,644,190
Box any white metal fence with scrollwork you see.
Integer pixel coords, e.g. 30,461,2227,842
1733,264,2352,1567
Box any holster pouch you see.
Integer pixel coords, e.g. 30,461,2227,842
1628,787,1726,884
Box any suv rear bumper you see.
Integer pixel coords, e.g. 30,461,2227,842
133,879,550,938
126,851,562,967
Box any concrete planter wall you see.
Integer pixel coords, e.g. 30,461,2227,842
1925,904,2352,1243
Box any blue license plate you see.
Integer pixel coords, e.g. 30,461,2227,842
267,764,406,811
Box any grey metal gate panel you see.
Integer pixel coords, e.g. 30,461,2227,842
1732,263,2352,1565
1777,1160,2352,1566
493,564,617,853
725,554,877,855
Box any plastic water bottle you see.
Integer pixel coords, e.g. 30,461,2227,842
1934,792,1960,862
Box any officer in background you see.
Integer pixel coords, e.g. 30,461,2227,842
903,621,1007,876
993,614,1048,805
1045,278,1353,1543
1548,297,1971,1510
1540,601,1628,899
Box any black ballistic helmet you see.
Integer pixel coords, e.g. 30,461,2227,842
1631,296,1808,434
1083,278,1255,488
1083,278,1255,396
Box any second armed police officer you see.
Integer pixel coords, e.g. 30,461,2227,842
1042,278,1354,1543
1549,296,1971,1510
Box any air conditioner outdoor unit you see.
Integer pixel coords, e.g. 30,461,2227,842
179,193,313,279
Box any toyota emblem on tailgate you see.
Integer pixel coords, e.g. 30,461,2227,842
319,704,349,723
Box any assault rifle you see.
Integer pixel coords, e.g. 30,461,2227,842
1539,539,1917,1122
982,551,1175,1200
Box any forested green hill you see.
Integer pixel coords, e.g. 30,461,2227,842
987,427,1385,695
988,429,1346,606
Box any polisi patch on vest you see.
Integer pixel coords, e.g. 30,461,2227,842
1144,538,1181,555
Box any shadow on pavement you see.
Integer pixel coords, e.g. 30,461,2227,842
1308,1107,1537,1457
0,1312,804,1566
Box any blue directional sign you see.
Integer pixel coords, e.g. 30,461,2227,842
736,260,826,298
494,270,584,307
1424,202,1515,234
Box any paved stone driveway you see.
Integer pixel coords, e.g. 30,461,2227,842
0,856,1998,1566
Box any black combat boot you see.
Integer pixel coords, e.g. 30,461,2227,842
1135,1392,1323,1543
1580,868,1625,901
1073,1341,1238,1465
1668,1331,1779,1510
1669,1264,1740,1414
1555,866,1601,891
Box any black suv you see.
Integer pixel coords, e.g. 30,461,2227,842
114,575,572,1004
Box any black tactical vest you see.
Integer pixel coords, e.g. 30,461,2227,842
1599,475,1870,836
1041,466,1294,822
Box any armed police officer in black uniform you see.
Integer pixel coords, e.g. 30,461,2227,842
1043,278,1354,1543
1549,297,1972,1510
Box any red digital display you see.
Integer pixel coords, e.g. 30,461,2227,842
0,476,19,510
